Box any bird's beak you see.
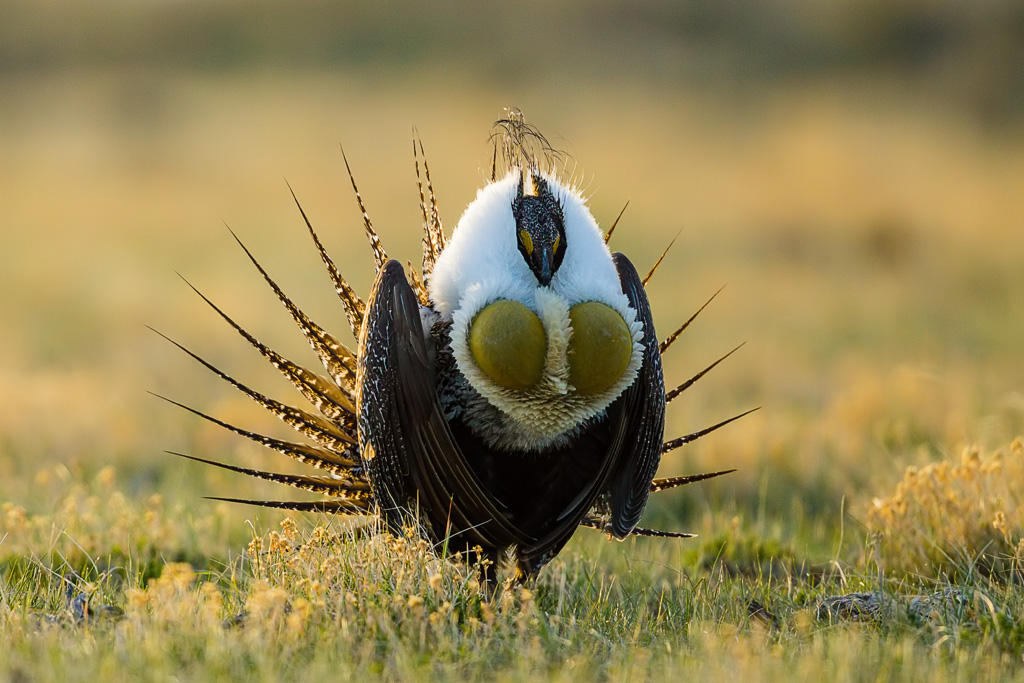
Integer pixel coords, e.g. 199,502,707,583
535,242,554,286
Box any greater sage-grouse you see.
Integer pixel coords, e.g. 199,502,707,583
159,112,748,579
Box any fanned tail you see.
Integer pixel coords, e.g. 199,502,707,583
164,128,746,553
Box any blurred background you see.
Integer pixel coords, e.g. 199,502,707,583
2,0,1023,542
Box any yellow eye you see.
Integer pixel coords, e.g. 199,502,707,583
469,300,546,390
552,234,560,254
567,302,632,395
519,230,534,255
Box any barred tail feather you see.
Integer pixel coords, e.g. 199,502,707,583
660,286,725,356
665,343,745,405
418,138,445,255
228,229,358,396
170,452,370,496
414,134,445,279
621,527,697,538
578,518,697,538
661,408,760,455
205,497,369,514
340,147,388,272
287,182,366,337
406,261,430,307
152,392,360,474
650,469,737,493
180,275,356,426
149,331,356,455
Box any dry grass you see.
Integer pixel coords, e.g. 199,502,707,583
4,499,1024,681
867,438,1024,581
2,3,1024,678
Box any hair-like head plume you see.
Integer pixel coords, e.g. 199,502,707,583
489,108,568,182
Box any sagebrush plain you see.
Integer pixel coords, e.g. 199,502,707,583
2,3,1024,680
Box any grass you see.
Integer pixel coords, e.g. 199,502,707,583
4,446,1024,681
3,3,1024,677
867,439,1024,582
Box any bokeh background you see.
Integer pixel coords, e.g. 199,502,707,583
2,0,1023,545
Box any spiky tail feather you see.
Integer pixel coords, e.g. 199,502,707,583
227,229,359,396
179,275,356,425
660,285,725,355
650,469,737,493
340,147,388,272
153,392,360,474
579,517,696,538
414,132,445,278
666,343,745,405
150,330,355,455
662,408,760,455
287,182,366,338
171,452,370,498
603,200,630,245
642,229,682,286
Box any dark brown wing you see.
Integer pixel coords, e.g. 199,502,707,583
357,260,532,557
606,252,667,537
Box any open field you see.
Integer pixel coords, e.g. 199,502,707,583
2,2,1024,680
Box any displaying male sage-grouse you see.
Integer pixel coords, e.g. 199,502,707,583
159,113,749,579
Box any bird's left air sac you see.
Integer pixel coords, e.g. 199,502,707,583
469,300,547,390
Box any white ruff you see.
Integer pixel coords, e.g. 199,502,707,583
429,172,644,449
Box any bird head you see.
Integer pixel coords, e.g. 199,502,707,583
513,171,567,287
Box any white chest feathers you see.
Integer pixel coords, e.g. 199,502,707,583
428,173,645,450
